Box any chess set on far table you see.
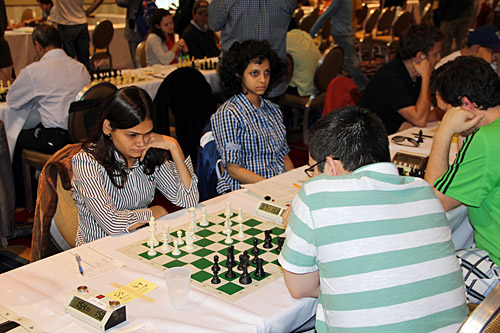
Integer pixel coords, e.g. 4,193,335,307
118,203,286,302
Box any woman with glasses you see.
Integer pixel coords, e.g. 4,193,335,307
210,40,294,194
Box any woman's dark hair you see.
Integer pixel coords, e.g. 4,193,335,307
149,8,174,44
219,40,285,99
82,86,168,188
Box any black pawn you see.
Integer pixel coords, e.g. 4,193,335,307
276,237,285,253
211,265,221,284
239,265,252,284
263,230,273,248
254,258,265,278
251,238,260,255
224,261,236,279
252,253,259,265
213,255,220,273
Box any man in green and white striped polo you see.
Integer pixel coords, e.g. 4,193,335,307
278,106,468,332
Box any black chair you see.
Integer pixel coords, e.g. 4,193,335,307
153,67,216,165
90,20,114,73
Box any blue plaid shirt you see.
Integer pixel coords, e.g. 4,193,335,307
208,0,296,97
210,94,290,194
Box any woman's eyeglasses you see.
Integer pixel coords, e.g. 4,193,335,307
304,157,340,177
391,136,420,147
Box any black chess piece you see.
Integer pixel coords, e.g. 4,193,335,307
252,253,259,265
263,230,273,249
251,238,260,255
239,265,252,284
224,260,236,279
242,250,250,265
237,253,244,271
276,237,285,253
211,264,221,284
254,258,265,278
226,246,235,267
213,255,220,273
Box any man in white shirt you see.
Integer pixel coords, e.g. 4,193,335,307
7,24,90,206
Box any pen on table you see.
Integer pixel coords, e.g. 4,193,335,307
411,133,433,138
293,183,301,189
75,253,84,276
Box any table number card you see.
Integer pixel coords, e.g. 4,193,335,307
106,278,157,304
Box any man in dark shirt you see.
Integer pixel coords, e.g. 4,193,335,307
182,0,220,59
358,24,444,134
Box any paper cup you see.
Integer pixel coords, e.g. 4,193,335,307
165,267,191,307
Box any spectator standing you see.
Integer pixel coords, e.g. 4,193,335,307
116,0,143,67
437,0,475,57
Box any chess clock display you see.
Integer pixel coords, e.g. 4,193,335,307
255,200,287,223
65,286,126,331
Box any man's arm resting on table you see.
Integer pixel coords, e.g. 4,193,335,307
283,269,320,299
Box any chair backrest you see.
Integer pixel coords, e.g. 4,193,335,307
314,44,344,93
356,4,369,27
293,8,304,24
153,67,216,164
320,19,331,39
68,98,105,143
75,81,117,101
322,76,360,117
92,20,114,50
392,11,412,38
285,53,294,85
375,7,397,36
420,2,433,24
298,8,319,32
52,173,78,249
21,8,35,22
90,53,112,73
363,8,381,37
135,41,147,68
458,285,500,332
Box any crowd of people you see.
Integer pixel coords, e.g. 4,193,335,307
2,0,500,331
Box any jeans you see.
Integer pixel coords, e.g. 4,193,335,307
57,23,90,71
332,34,368,91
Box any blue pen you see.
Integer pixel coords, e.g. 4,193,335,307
75,254,84,276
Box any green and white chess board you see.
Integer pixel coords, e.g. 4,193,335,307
117,209,285,302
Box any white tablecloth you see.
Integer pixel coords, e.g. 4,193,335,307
0,167,317,332
4,23,133,76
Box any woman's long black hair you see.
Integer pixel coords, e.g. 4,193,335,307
82,86,168,188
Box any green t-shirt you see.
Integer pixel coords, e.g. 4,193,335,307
435,117,500,266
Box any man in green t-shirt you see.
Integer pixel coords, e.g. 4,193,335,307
426,55,500,303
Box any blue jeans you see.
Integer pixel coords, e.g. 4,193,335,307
332,34,368,91
57,23,90,71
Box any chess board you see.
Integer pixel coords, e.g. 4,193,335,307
117,210,285,302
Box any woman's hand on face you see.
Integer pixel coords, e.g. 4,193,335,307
140,133,181,161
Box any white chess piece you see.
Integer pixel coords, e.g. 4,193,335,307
224,229,233,244
224,216,231,232
236,208,244,222
200,207,209,227
177,230,184,245
148,217,159,246
225,201,232,217
172,240,181,256
161,231,171,251
164,225,172,242
187,225,197,240
238,223,245,239
147,242,157,256
185,232,195,250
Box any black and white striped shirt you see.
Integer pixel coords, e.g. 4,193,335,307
72,149,199,246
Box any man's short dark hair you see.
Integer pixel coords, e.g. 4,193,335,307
430,56,500,110
32,23,62,49
37,0,53,5
306,106,390,173
396,24,443,60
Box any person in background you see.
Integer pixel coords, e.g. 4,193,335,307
72,86,198,245
181,0,220,59
279,105,468,332
0,0,13,85
20,0,53,27
435,25,500,76
208,0,295,100
116,0,143,67
308,0,369,91
146,8,188,66
51,0,103,71
7,24,90,207
210,40,294,194
426,56,500,303
437,0,475,57
358,24,444,134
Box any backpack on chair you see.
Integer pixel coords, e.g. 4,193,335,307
196,121,223,202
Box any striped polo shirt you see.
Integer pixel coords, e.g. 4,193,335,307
279,162,468,332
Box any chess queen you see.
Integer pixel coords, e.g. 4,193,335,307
146,8,189,66
72,86,199,245
210,40,294,194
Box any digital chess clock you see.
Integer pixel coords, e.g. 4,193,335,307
64,286,126,331
255,199,288,223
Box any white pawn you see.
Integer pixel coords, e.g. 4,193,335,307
236,208,244,222
171,240,181,256
161,231,171,252
177,230,184,245
238,223,245,239
185,232,195,250
225,201,232,217
200,207,209,227
147,242,157,256
164,225,172,242
224,229,233,244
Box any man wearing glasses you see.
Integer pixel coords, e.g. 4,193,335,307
278,106,467,332
426,56,500,304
